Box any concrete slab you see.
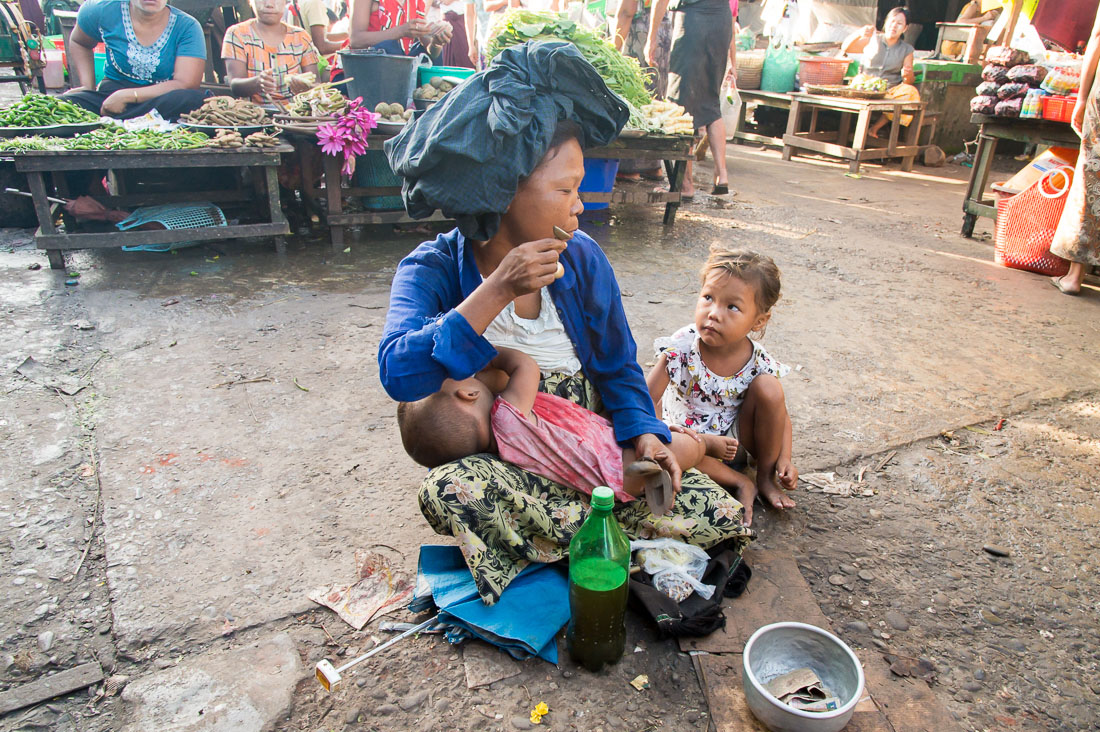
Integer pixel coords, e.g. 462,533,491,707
119,632,301,732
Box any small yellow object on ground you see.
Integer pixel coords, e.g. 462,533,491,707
529,702,549,724
629,674,650,691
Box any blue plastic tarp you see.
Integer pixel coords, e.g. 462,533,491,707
411,545,569,663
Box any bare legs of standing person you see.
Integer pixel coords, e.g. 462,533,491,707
682,116,729,198
1052,260,1088,295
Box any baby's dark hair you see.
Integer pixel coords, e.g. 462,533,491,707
701,246,782,314
396,395,481,468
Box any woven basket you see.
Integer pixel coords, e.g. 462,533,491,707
798,57,850,87
736,50,766,90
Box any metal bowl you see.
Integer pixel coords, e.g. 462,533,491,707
742,622,865,732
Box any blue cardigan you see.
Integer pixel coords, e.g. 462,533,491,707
378,228,671,446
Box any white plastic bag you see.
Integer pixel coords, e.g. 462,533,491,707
721,81,742,140
630,538,716,601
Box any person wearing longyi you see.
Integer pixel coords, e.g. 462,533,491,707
62,0,208,121
380,41,753,605
397,347,739,511
223,0,320,103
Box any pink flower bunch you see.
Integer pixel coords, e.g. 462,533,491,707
316,97,379,176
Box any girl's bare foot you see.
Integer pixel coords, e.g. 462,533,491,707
701,433,739,461
757,473,796,516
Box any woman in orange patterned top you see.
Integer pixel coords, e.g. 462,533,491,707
223,0,320,103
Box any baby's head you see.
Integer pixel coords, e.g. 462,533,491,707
697,247,782,339
396,377,495,468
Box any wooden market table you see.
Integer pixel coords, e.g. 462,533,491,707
733,89,792,147
313,131,695,251
782,92,927,174
960,114,1080,237
14,144,293,269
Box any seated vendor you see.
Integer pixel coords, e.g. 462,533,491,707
223,0,320,103
841,6,919,138
349,0,452,57
62,0,208,121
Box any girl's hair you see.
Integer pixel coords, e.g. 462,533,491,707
885,7,910,25
701,246,782,314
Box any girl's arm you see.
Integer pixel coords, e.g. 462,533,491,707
645,354,670,415
492,347,541,417
224,57,265,98
1074,9,1100,136
349,0,427,48
901,51,915,85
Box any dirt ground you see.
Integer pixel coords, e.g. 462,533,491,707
0,142,1098,732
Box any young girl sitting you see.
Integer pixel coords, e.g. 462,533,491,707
396,347,738,515
646,247,797,526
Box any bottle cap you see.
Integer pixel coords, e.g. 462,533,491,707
591,486,614,510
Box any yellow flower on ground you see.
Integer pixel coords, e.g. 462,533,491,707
530,701,549,723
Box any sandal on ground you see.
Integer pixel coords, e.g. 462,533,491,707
1050,276,1080,296
711,183,729,195
626,458,674,517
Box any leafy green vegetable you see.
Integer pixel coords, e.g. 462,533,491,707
0,126,211,152
487,10,652,108
0,94,100,127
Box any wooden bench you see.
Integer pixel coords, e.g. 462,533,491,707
782,93,928,174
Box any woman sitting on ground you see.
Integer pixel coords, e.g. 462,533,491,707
841,6,919,139
223,0,320,103
62,0,207,121
380,41,753,604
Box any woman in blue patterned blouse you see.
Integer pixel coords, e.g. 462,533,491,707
62,0,208,121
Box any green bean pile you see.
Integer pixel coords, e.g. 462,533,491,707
0,94,100,126
0,127,211,152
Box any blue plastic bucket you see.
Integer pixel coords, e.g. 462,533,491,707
579,158,619,211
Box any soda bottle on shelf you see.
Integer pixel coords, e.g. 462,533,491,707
566,486,630,672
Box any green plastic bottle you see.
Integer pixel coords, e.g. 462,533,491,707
567,486,630,672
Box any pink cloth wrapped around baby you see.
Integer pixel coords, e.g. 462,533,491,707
491,393,633,503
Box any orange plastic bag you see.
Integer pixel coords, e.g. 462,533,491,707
994,166,1073,277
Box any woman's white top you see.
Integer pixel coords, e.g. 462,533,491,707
483,287,583,377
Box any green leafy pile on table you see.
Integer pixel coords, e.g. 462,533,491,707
486,10,652,108
0,126,211,152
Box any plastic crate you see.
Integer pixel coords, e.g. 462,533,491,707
798,57,849,86
1041,95,1076,123
354,149,405,211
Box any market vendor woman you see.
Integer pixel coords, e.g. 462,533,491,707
62,0,207,121
223,0,320,103
841,6,919,138
380,41,753,604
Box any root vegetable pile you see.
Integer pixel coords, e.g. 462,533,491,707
181,96,267,126
413,77,457,101
637,101,694,135
244,132,279,147
207,129,244,148
374,102,413,124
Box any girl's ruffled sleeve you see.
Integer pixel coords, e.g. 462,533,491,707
654,326,695,384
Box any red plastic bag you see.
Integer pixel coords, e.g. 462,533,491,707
994,167,1073,276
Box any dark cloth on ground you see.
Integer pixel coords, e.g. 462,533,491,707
385,40,628,241
62,79,209,121
667,0,732,130
441,10,473,68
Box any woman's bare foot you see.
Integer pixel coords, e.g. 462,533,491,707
701,433,739,461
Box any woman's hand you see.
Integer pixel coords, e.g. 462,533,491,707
100,90,135,116
256,69,278,97
1072,96,1086,136
288,73,315,95
468,39,480,68
488,238,567,299
401,18,431,39
645,37,659,68
860,24,875,40
634,433,682,496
